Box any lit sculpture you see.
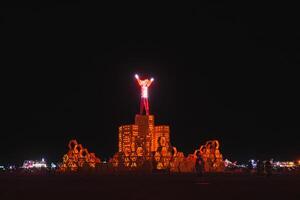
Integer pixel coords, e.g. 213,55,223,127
57,77,228,174
135,74,154,115
195,140,225,172
153,136,170,169
59,139,101,172
169,150,185,172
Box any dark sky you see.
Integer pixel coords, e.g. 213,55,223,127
1,2,299,165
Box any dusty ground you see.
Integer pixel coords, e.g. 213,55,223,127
0,173,299,200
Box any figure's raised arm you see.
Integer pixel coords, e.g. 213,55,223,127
135,74,142,85
147,78,154,87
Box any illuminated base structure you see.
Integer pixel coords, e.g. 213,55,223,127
110,114,226,173
57,120,225,174
110,114,184,171
153,139,225,173
59,139,101,172
58,124,225,173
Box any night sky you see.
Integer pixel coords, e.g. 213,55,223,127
1,2,299,165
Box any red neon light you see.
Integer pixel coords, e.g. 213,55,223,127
135,74,154,115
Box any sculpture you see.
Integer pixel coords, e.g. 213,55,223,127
135,74,154,115
59,139,101,172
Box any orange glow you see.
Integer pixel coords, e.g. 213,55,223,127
59,139,101,172
196,140,225,172
115,114,176,170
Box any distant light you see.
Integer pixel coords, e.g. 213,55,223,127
151,78,154,81
33,163,47,168
135,74,139,79
22,159,47,169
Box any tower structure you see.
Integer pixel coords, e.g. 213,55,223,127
118,114,170,157
116,75,171,168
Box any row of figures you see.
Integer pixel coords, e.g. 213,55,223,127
59,139,101,172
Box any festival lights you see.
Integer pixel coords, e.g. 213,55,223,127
22,159,47,169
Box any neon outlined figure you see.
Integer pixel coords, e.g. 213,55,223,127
135,74,154,115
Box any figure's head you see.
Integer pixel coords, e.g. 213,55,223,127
140,79,148,86
141,79,153,86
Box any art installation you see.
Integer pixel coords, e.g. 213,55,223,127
59,139,101,172
110,75,178,171
112,74,225,173
58,74,225,174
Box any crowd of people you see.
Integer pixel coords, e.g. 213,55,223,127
247,159,272,176
194,154,299,177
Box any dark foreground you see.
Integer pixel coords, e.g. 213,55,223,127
1,173,300,200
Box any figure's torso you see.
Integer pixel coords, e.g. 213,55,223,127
141,86,148,98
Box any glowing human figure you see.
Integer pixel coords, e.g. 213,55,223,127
135,74,154,115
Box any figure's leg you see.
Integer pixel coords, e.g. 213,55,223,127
145,98,149,115
143,98,147,115
140,98,144,115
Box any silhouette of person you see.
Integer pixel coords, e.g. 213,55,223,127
195,151,204,176
265,160,272,177
247,160,253,174
256,160,262,175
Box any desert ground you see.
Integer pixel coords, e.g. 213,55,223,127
1,172,299,200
